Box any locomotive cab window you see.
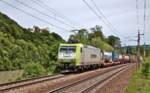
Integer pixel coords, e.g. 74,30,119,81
60,46,76,53
69,47,76,53
60,47,67,53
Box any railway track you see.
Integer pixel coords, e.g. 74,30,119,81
81,65,132,93
0,74,66,92
0,63,134,93
48,64,134,93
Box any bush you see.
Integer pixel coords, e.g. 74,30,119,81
22,63,47,79
141,58,150,78
46,61,58,74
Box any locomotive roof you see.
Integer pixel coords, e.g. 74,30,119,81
60,43,100,50
60,43,84,47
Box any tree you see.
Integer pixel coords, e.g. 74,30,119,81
0,12,65,73
33,26,40,33
90,25,104,40
68,29,89,44
67,26,113,51
22,63,47,78
107,35,121,48
91,37,113,51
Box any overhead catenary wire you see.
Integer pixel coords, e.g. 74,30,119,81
83,0,124,39
83,0,110,28
31,0,81,26
31,0,82,28
15,0,76,29
0,0,69,31
90,0,112,26
90,0,125,38
136,0,140,32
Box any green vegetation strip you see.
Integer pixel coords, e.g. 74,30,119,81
0,70,23,84
126,57,150,93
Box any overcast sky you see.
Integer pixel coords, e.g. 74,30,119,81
0,0,149,46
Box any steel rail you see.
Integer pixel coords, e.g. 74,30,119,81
48,64,129,93
81,65,133,93
0,74,66,91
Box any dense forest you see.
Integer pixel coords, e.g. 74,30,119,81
122,45,150,57
68,26,121,51
0,12,65,77
0,12,121,78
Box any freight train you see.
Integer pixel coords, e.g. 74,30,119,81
57,43,131,72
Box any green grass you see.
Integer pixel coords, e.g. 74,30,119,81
0,70,23,84
126,57,150,93
126,72,150,93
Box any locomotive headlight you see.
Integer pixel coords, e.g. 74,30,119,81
58,53,63,59
70,53,76,58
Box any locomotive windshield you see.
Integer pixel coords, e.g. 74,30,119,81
60,46,76,53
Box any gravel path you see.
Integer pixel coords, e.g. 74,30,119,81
52,66,127,93
95,64,136,93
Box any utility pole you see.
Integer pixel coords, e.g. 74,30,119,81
143,43,146,58
137,30,144,68
143,0,147,58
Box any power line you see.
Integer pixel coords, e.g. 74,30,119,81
31,0,82,28
83,0,109,26
83,0,124,39
91,0,111,25
90,0,125,38
0,0,69,31
143,0,147,57
143,0,146,44
136,0,140,32
15,0,76,29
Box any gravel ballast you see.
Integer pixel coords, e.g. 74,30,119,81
95,64,136,93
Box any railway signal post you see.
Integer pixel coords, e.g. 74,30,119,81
137,30,144,69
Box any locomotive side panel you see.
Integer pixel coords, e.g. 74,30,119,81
80,47,102,65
